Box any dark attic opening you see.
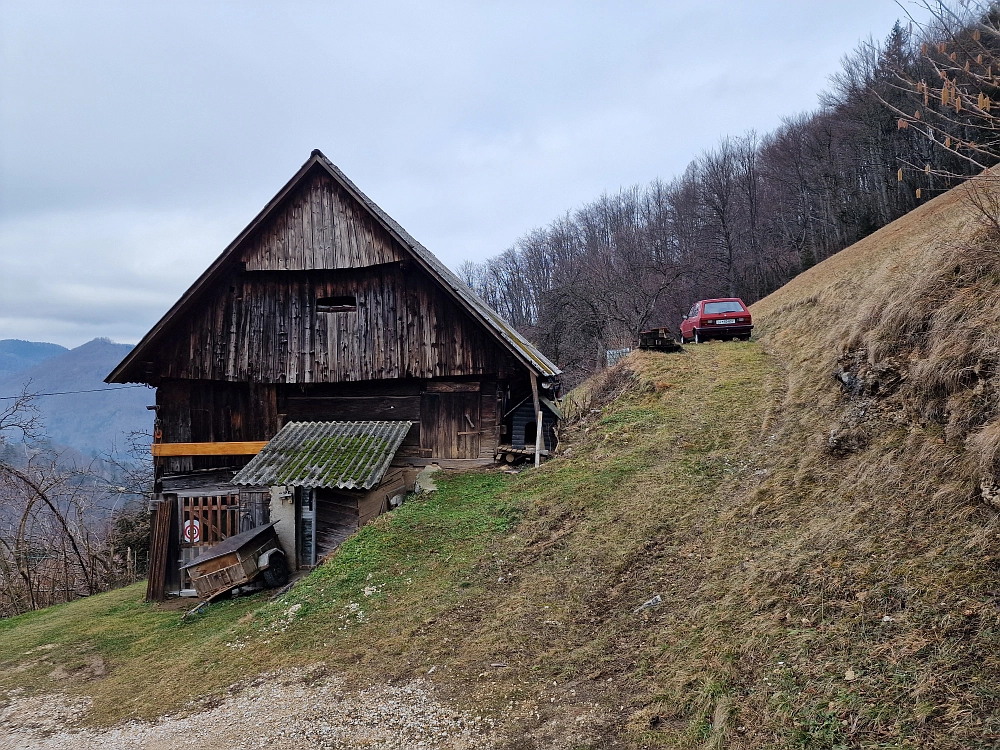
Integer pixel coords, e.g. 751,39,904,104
317,295,357,312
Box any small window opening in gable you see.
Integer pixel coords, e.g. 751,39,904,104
317,295,357,313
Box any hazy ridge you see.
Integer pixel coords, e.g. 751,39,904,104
0,338,152,456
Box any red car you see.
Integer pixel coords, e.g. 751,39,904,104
679,298,753,343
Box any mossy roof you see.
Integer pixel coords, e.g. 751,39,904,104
232,420,413,490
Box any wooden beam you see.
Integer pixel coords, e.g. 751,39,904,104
390,457,495,469
426,381,481,393
151,441,268,457
530,374,542,468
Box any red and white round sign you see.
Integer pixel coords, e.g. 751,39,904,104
182,519,201,544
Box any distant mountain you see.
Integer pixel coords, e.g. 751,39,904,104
0,338,153,456
0,339,68,379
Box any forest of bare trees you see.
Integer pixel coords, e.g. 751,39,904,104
0,385,151,617
463,5,999,383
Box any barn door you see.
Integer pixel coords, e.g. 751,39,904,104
420,391,482,458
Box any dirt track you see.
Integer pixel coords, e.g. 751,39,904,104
0,668,496,750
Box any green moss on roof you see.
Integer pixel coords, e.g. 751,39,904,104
233,421,412,490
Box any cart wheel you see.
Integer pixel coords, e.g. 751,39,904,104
262,554,289,588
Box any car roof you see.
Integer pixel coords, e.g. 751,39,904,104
698,297,745,304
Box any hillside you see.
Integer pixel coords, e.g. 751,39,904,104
0,338,152,456
2,181,1000,748
0,339,67,379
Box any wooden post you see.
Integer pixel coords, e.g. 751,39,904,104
530,373,542,468
535,409,543,467
145,495,174,602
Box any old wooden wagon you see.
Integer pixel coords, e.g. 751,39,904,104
181,522,288,600
638,326,682,352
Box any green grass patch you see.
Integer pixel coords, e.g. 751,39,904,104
0,471,520,725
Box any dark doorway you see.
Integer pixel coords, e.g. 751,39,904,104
524,420,537,447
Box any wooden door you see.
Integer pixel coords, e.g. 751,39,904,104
420,391,482,458
297,488,317,568
238,490,270,532
177,494,240,587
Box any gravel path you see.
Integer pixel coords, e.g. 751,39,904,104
0,668,496,750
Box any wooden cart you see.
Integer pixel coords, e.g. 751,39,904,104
638,327,682,352
180,522,288,601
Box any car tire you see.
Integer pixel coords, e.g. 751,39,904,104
694,331,702,344
262,554,289,588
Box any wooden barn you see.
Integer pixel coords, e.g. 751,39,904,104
108,150,561,598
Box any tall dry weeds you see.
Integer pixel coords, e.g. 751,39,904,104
836,225,1000,499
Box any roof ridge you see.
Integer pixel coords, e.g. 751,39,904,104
312,154,561,376
107,151,560,384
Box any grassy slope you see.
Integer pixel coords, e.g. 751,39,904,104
1,344,781,747
4,183,1000,748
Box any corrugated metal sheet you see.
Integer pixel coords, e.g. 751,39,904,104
232,421,412,490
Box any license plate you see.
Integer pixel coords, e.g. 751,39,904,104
717,318,736,324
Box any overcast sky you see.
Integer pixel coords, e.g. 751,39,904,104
0,1,928,348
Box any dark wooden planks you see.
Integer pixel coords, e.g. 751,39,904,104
315,489,360,558
284,395,421,422
479,379,500,458
152,265,521,384
145,496,175,602
158,381,280,473
242,172,404,272
419,389,481,459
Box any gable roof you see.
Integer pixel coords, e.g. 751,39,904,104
107,150,559,384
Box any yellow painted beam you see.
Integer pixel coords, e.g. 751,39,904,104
151,441,268,457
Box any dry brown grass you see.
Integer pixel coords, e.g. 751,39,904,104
741,175,1000,747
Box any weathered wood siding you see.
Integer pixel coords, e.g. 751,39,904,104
151,265,520,383
157,380,278,473
157,376,504,465
479,380,500,458
143,159,537,468
241,171,404,271
279,379,423,422
419,389,481,459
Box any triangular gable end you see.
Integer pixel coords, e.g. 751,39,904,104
107,150,560,384
239,167,406,272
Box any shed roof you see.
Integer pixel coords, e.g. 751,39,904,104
107,150,559,384
232,420,412,490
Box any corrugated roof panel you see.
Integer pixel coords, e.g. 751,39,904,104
232,421,413,490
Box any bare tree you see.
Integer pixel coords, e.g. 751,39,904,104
463,11,988,384
0,388,151,617
885,2,1000,180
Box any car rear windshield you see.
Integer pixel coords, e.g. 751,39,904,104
703,301,745,314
